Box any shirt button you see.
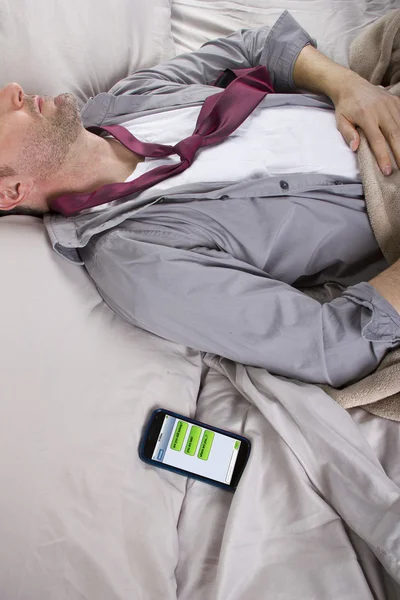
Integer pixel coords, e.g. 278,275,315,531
279,180,289,190
220,194,229,200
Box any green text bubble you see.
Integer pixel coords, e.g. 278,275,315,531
184,426,202,456
234,440,241,450
170,421,188,451
197,430,215,460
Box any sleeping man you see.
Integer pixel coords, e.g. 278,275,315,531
0,11,400,388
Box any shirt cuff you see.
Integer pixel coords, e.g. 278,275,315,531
343,281,400,345
261,10,317,92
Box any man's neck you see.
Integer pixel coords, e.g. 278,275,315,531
43,129,144,207
103,136,145,185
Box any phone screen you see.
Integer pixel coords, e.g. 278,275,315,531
151,414,242,485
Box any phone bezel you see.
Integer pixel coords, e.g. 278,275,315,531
139,408,251,491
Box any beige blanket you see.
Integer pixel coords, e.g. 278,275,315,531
321,9,400,421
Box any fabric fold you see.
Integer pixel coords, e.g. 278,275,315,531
318,10,400,421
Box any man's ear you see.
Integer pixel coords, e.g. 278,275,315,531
0,176,35,210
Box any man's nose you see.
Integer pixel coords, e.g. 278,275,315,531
0,83,24,110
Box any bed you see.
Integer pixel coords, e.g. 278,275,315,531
0,0,399,598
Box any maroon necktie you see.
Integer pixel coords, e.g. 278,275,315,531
50,66,274,217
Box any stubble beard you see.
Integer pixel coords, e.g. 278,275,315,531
18,93,83,180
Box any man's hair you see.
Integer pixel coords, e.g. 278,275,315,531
0,165,43,219
0,206,43,218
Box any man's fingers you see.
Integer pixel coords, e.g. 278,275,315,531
361,121,392,175
337,115,359,151
363,96,400,174
384,99,400,168
335,85,400,175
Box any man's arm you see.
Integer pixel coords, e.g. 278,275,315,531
109,11,315,97
369,259,400,313
293,44,400,175
111,10,400,173
81,231,400,389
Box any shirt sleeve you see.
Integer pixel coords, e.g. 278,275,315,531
108,11,316,97
343,282,400,344
80,228,400,389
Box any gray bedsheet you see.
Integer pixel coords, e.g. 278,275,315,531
1,217,399,598
175,355,400,600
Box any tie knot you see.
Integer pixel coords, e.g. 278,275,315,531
174,133,203,164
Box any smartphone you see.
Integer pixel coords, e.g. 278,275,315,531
139,408,251,492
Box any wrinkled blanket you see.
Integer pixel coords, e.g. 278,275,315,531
321,9,400,422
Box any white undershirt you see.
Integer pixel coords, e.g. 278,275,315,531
122,104,360,189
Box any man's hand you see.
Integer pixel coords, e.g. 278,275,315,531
331,72,400,175
293,44,400,175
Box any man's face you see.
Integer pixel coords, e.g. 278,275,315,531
0,83,83,180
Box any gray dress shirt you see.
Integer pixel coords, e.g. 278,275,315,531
44,11,400,388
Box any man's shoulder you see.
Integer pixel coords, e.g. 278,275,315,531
80,87,219,128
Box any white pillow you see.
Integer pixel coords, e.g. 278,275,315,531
171,0,397,67
0,0,176,107
0,216,202,599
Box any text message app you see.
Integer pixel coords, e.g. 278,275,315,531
152,415,241,484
